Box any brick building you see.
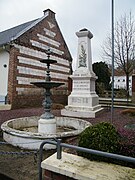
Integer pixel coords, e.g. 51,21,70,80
0,9,72,109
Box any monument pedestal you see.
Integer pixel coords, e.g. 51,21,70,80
61,28,103,118
61,75,103,118
61,106,102,118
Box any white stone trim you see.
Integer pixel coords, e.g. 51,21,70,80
51,72,69,80
18,56,69,73
16,76,67,86
37,34,60,47
17,66,45,76
50,55,69,66
48,21,55,29
30,40,64,55
17,76,40,85
17,66,69,80
16,87,25,92
14,44,46,59
16,87,44,95
14,45,69,66
44,28,56,38
18,56,43,67
41,152,134,180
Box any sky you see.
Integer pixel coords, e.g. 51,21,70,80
0,0,135,68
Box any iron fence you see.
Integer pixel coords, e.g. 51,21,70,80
39,139,135,180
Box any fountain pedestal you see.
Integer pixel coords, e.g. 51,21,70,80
38,118,56,134
31,50,64,135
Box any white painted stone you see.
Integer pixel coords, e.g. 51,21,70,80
75,30,93,74
1,116,91,150
38,118,56,134
16,76,68,87
14,44,46,59
61,29,103,118
48,21,55,29
18,56,69,73
30,40,64,55
41,152,135,180
44,28,56,38
37,34,60,47
61,106,102,118
0,50,9,96
17,66,69,80
0,104,11,110
14,44,69,66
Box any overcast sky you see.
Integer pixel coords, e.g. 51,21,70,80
0,0,135,67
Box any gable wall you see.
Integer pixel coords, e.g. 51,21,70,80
8,11,72,108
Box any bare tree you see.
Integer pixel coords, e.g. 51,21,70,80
102,12,135,99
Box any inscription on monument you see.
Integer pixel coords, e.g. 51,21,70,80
72,97,89,104
73,80,89,91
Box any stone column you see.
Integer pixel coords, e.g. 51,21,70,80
61,29,103,118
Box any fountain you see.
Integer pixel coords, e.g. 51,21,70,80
1,49,91,150
31,49,65,135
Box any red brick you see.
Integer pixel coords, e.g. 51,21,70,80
6,10,72,109
44,170,75,180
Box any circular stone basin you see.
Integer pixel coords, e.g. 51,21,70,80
124,124,135,130
1,116,91,150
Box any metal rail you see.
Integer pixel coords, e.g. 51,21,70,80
39,139,135,180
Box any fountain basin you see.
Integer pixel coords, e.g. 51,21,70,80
1,116,91,150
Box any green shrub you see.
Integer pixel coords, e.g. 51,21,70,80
78,122,120,162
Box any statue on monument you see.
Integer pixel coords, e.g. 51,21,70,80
78,45,87,68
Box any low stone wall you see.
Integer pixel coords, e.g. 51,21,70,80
0,104,11,111
41,152,135,180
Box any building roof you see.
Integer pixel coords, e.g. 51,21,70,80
0,9,72,62
0,19,38,46
0,10,50,46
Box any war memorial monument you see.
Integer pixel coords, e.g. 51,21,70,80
61,28,103,118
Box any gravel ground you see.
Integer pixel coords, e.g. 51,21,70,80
0,107,135,179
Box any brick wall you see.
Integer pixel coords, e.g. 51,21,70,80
8,46,19,107
44,170,75,180
7,9,72,109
